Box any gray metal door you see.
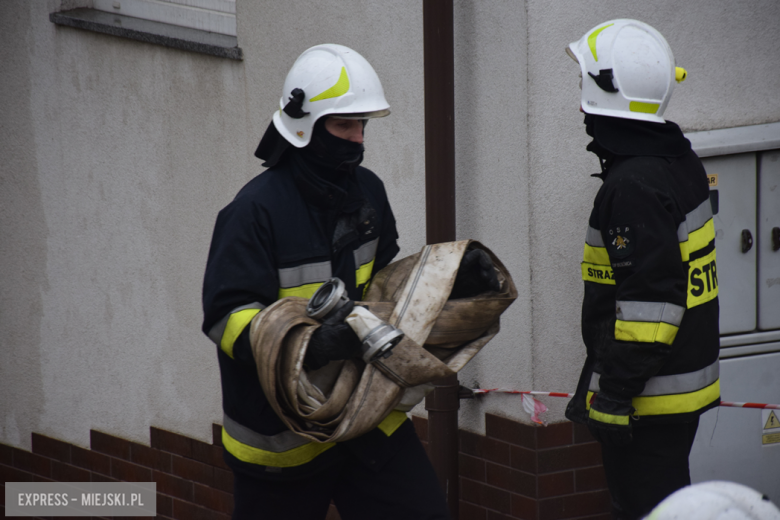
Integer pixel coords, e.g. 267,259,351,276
702,153,757,335
759,151,780,331
690,351,780,498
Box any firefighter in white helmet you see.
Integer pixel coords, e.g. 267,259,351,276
202,43,495,520
563,20,721,519
644,481,780,520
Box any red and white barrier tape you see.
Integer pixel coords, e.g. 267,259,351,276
719,401,780,410
474,389,574,398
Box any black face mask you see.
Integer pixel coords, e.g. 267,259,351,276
584,113,596,138
300,118,365,173
584,113,690,158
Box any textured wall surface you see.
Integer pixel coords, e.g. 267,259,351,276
1,0,779,459
452,0,533,433
1,0,248,450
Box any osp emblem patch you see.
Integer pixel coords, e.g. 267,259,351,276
607,225,634,258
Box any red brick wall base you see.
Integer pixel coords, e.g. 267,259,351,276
413,414,611,520
1,414,610,520
1,424,232,520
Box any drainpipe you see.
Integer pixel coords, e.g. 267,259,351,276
422,0,459,517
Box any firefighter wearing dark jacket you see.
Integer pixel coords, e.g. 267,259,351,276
563,21,720,520
202,44,496,520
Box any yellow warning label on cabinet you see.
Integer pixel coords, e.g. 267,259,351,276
707,174,718,187
764,411,780,430
763,432,780,445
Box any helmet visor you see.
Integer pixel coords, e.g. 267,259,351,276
565,46,579,63
330,109,391,120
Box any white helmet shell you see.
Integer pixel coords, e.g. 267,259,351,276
567,19,677,123
273,44,391,147
644,481,780,520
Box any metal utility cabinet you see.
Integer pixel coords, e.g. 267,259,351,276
686,122,780,500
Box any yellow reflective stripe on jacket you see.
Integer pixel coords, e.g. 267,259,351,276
221,308,262,359
587,379,720,417
222,412,407,468
677,199,714,261
582,228,614,285
590,361,718,397
589,408,630,426
615,320,679,345
355,259,375,287
614,300,684,345
582,263,616,285
679,219,715,262
378,410,407,436
583,243,610,266
688,249,718,309
278,261,331,299
222,428,336,468
633,380,720,416
278,282,324,299
354,238,379,287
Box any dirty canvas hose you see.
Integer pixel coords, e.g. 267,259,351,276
250,240,517,443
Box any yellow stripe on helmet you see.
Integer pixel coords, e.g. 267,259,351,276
309,67,350,102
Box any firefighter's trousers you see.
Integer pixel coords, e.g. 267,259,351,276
601,418,700,520
230,420,450,520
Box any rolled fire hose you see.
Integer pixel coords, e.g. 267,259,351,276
250,240,517,443
306,277,404,363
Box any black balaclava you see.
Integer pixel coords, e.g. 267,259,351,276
299,118,365,174
254,118,365,176
584,113,691,178
291,117,365,195
584,114,614,177
255,116,377,251
254,116,367,211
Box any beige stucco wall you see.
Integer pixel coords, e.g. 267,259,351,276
1,0,251,449
1,0,778,453
0,0,432,450
452,1,532,432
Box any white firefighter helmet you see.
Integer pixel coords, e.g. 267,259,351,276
272,44,391,147
566,19,688,123
644,481,780,520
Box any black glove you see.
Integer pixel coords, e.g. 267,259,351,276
450,249,501,299
587,391,635,447
304,300,362,370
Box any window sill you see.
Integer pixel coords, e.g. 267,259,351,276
50,8,242,61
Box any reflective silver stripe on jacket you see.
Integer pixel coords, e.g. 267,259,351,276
353,238,379,267
207,302,265,345
586,226,604,247
278,261,332,289
616,300,685,326
223,414,310,452
677,199,713,242
589,359,719,396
